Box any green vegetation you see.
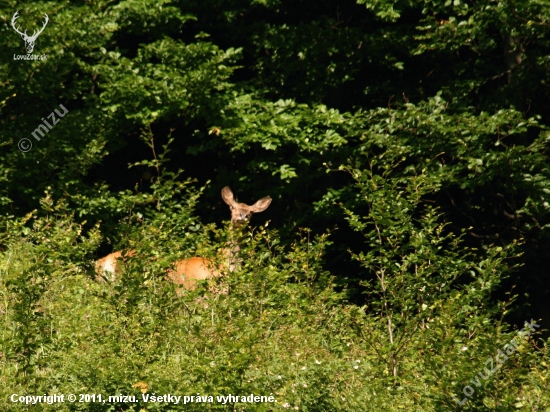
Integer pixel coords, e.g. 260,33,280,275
1,0,549,410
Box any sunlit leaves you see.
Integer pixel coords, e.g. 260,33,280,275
96,38,241,124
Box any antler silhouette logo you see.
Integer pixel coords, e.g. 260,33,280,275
11,11,49,54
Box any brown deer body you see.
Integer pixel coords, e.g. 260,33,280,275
95,187,272,289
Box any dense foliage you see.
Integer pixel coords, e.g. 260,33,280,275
1,0,549,410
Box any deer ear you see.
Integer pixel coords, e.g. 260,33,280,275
250,196,272,213
221,187,237,206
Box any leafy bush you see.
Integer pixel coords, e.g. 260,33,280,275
1,153,548,411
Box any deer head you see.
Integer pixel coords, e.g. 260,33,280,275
11,11,49,54
221,186,272,229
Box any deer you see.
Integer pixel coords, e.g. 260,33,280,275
11,11,49,54
95,187,272,290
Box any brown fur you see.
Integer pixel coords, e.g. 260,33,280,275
95,187,271,291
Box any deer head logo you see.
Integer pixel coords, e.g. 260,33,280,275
11,11,49,54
